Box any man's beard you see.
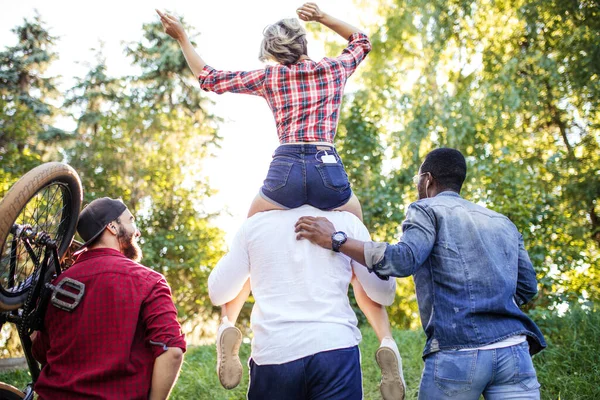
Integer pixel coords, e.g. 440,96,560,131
117,227,142,262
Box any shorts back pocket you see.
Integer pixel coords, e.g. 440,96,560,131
264,161,294,192
315,163,350,192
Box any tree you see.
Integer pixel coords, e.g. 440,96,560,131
63,20,227,334
0,13,64,195
328,0,598,325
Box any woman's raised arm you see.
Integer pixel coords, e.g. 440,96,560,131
156,9,207,78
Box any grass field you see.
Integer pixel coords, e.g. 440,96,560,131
1,306,598,399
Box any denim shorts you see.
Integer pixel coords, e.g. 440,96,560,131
260,144,352,210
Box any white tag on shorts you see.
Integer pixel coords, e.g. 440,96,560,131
321,154,337,164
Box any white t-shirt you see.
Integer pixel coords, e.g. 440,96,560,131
208,205,396,365
459,335,527,351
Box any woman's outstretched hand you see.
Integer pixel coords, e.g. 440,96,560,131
156,9,187,41
296,2,325,22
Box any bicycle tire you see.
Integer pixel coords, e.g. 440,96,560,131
0,163,82,310
0,383,25,400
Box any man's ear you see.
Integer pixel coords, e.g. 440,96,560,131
106,224,118,235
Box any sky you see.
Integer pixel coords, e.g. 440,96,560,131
0,0,364,242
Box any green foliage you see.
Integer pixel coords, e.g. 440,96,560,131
62,19,226,335
533,303,600,399
0,14,226,343
139,192,225,330
0,369,30,392
0,13,64,195
331,0,600,325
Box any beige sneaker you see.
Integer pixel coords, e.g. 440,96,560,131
216,324,243,389
376,345,406,400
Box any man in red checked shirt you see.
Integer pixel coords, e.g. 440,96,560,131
32,197,186,400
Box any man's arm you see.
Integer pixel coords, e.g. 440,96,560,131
297,2,365,39
149,347,184,400
294,216,367,261
141,277,187,398
515,233,538,306
156,10,207,78
208,225,251,306
295,203,436,278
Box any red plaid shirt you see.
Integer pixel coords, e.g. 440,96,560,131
32,248,186,400
198,33,371,143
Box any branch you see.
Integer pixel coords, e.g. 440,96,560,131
545,81,573,156
590,204,600,246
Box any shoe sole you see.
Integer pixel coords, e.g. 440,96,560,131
376,346,405,400
218,327,243,390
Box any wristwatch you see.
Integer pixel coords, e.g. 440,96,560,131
331,231,347,252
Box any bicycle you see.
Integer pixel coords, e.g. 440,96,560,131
0,162,83,400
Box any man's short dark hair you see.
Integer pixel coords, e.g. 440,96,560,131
421,148,467,193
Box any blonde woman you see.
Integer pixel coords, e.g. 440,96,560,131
158,4,405,399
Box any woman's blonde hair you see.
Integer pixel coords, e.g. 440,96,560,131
259,18,308,65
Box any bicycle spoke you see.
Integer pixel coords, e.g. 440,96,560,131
1,183,71,294
42,185,60,234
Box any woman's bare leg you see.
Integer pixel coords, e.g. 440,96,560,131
247,193,286,218
351,274,392,341
351,274,406,399
216,280,251,390
220,279,251,324
334,193,363,221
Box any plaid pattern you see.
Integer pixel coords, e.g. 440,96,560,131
32,248,186,400
199,33,371,143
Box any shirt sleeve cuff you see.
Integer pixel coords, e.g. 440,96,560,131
149,335,187,359
198,65,215,85
364,241,390,280
348,32,369,43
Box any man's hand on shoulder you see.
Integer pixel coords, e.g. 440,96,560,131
295,216,336,250
296,216,370,268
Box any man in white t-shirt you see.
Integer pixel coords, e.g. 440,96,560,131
208,205,397,399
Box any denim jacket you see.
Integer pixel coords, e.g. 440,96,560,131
366,191,546,357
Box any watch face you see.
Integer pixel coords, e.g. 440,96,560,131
333,232,345,242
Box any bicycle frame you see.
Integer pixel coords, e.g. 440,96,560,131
1,224,65,400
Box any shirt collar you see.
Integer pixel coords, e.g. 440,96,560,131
74,247,125,263
435,190,461,198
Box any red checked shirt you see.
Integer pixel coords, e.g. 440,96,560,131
32,248,186,400
198,32,372,143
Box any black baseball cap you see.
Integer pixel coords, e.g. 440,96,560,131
77,197,127,248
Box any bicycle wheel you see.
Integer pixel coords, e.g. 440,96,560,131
0,163,82,311
0,383,25,400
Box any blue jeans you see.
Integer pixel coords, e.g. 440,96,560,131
247,346,362,400
260,144,352,210
419,342,541,399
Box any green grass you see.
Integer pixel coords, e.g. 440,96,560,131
0,369,30,392
1,307,599,399
532,305,600,400
170,329,424,400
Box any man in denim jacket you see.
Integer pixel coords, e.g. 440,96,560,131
295,148,546,399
